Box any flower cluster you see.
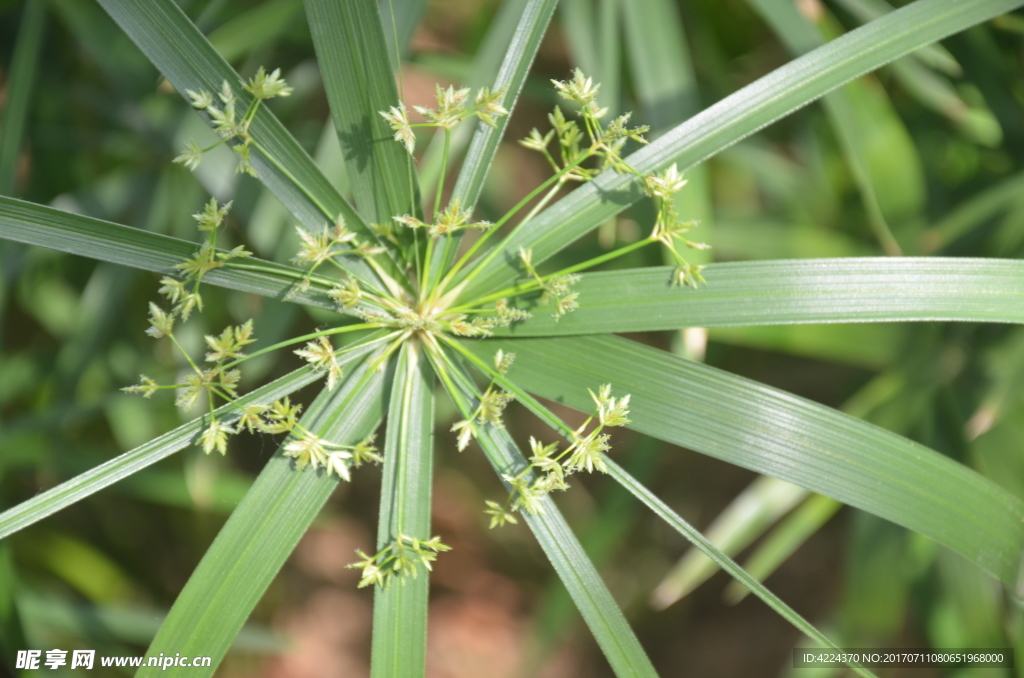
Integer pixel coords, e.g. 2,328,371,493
645,164,709,288
487,383,631,526
451,349,517,450
381,84,508,154
174,68,293,175
284,430,380,480
517,248,580,321
348,534,451,589
130,64,708,592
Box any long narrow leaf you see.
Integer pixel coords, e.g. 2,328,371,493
459,0,1024,298
605,459,874,678
138,356,391,677
434,0,560,274
371,343,435,678
449,0,560,212
432,349,659,678
0,196,337,310
494,258,1024,336
462,335,1024,585
305,0,419,226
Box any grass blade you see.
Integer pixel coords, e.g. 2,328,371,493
0,0,45,196
494,258,1024,336
0,340,379,542
371,343,435,678
430,349,659,678
650,476,807,609
605,459,875,678
434,0,560,274
305,0,420,227
462,335,1024,586
138,355,391,677
0,196,339,310
724,494,843,604
94,0,390,286
449,0,560,212
458,0,1024,298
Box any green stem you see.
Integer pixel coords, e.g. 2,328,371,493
450,236,655,312
438,150,596,294
434,129,450,220
439,335,574,439
222,323,380,370
169,333,204,376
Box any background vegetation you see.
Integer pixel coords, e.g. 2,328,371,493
1,0,1024,675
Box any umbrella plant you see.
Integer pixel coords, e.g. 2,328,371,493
1,0,1023,675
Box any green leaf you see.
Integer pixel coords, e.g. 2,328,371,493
207,0,304,63
434,0,560,274
416,0,530,199
724,494,843,604
305,0,420,226
0,0,45,196
449,0,560,212
494,258,1024,336
650,476,807,608
138,356,390,677
604,459,875,678
371,343,435,678
0,196,338,310
0,345,377,541
463,335,1024,586
432,351,659,678
459,0,1024,298
828,0,963,75
93,0,389,286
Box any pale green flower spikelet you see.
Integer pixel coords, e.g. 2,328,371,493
244,66,294,100
518,247,580,321
382,84,509,156
200,418,235,456
294,336,344,391
381,104,415,154
283,429,334,471
474,86,509,128
204,320,255,363
145,303,174,339
328,277,362,310
260,398,303,435
415,84,471,129
484,500,518,529
552,68,607,118
121,375,159,398
173,140,203,171
348,534,452,589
